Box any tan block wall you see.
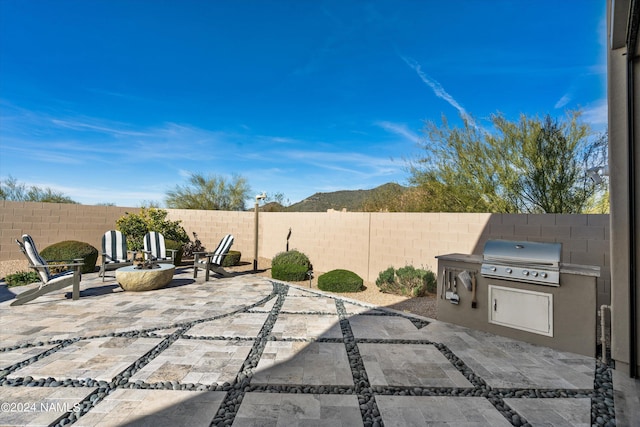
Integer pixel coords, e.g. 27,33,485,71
0,201,610,306
0,201,140,260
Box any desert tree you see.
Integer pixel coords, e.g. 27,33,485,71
408,111,606,213
0,176,78,204
165,173,250,210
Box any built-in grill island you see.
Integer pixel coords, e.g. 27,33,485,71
436,240,600,357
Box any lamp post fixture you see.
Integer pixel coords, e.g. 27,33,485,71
254,192,266,271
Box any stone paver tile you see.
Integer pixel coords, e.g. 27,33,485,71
0,276,274,348
358,343,472,388
187,312,270,338
348,315,429,340
250,296,277,312
613,369,640,427
377,395,511,426
130,338,253,385
0,345,58,370
271,314,342,339
444,329,595,389
75,389,226,427
280,296,337,314
253,342,353,386
0,386,95,427
504,398,591,426
234,392,362,426
8,337,162,382
342,302,386,315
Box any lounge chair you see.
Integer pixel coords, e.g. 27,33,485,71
99,230,133,281
11,234,83,306
143,231,177,264
193,234,234,281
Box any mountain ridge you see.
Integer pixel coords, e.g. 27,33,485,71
260,183,407,212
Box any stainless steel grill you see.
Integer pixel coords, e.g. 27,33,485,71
480,239,562,286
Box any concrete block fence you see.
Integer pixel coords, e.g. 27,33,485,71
0,201,611,306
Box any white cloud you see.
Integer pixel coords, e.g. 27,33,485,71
554,93,571,109
400,55,475,126
375,121,421,144
581,98,608,129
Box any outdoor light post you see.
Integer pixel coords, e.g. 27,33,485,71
254,193,266,271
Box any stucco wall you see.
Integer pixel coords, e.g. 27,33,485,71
1,201,611,307
607,0,640,376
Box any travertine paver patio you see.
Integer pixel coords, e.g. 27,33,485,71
0,266,627,426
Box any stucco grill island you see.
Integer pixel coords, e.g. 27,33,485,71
437,239,601,357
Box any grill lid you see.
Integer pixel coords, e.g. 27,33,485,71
482,239,561,267
481,240,562,286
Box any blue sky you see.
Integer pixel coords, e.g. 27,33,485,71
0,0,607,207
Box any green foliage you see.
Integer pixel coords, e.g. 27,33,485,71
165,173,250,210
222,250,242,267
271,264,310,281
0,176,78,204
116,207,189,251
165,239,184,265
5,270,40,287
40,240,98,274
318,269,363,293
375,267,396,287
271,249,312,281
409,111,607,213
376,265,436,297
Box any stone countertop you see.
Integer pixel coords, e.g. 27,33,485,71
435,253,600,277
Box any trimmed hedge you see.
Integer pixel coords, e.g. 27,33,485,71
271,264,310,281
222,250,242,267
318,269,363,293
40,240,98,274
271,249,312,281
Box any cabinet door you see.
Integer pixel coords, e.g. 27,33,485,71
488,285,553,337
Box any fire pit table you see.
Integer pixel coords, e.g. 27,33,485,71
116,263,175,291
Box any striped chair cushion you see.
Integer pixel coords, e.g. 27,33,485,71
211,234,234,265
22,234,51,283
102,230,129,263
144,231,167,260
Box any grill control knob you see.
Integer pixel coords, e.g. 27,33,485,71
523,270,529,276
540,272,548,278
532,271,539,277
490,266,496,272
505,268,512,274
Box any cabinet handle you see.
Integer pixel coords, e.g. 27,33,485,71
493,299,497,311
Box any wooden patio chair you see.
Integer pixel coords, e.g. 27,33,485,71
193,234,234,281
99,230,133,281
10,234,83,306
143,231,176,264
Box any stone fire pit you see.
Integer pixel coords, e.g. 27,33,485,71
115,263,175,291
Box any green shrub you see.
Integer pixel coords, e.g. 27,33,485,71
40,240,98,274
165,239,184,265
271,264,310,281
116,207,189,251
5,270,40,287
271,249,312,281
375,265,436,297
375,267,395,287
318,269,363,293
222,250,241,267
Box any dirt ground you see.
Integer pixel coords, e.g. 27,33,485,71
229,258,438,319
